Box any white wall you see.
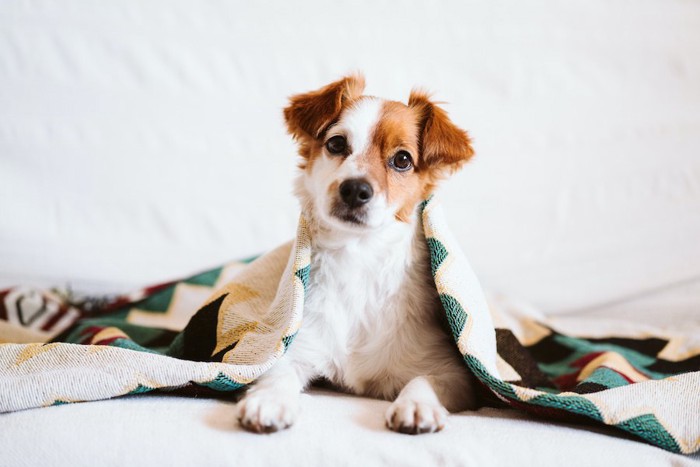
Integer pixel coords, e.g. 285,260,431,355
1,0,699,315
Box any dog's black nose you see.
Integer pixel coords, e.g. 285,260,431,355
339,179,373,208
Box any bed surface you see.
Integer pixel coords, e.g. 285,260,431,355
2,305,699,466
2,388,698,467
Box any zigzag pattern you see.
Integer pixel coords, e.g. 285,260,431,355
420,197,699,455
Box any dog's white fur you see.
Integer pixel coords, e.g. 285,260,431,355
236,92,477,435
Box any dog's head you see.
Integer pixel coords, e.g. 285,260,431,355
285,74,473,232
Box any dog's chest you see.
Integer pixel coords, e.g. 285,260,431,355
299,233,441,394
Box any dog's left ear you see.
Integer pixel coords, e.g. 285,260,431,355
408,90,474,173
284,74,366,143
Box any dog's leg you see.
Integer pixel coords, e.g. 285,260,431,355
385,373,476,434
236,357,309,433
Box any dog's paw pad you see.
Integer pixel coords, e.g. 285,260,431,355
236,393,298,434
385,398,448,435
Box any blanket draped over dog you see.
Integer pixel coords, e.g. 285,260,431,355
0,198,698,454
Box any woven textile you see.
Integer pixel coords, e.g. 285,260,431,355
1,199,698,454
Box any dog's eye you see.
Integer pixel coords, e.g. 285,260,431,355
390,151,413,172
325,135,347,155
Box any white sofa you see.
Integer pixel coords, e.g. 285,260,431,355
1,1,699,465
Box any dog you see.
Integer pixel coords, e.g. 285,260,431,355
236,74,477,435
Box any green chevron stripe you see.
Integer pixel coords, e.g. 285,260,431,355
185,267,223,287
128,384,155,395
295,265,310,293
198,373,245,391
615,413,681,453
136,287,176,313
427,238,449,277
439,294,468,341
282,333,297,351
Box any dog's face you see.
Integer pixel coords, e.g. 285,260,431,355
284,75,474,231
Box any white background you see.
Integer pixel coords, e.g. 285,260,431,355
1,0,699,316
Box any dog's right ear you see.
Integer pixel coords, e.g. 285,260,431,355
284,74,365,143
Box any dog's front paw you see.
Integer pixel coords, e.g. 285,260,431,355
385,398,448,435
236,393,299,434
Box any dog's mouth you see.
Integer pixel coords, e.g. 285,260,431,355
330,202,368,227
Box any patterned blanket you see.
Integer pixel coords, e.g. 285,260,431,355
0,198,698,454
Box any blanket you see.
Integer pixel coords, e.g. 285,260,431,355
1,198,698,454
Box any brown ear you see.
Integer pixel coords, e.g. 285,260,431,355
284,74,366,142
408,90,474,172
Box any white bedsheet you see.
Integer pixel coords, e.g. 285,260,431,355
2,389,697,467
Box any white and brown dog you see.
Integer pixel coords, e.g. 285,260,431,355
236,74,477,435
